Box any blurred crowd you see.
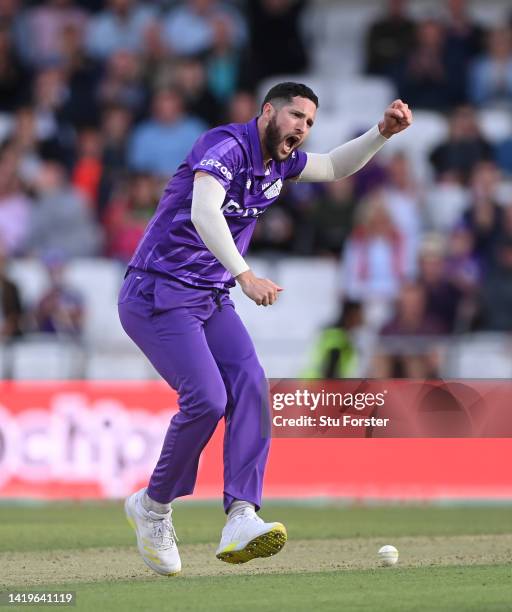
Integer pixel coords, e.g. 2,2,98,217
306,0,512,377
0,0,512,377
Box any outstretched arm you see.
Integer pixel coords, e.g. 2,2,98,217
298,100,413,182
191,172,282,306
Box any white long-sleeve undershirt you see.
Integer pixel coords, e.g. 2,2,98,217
190,125,388,277
297,124,388,182
190,174,250,278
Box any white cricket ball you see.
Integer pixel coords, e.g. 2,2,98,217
378,544,399,566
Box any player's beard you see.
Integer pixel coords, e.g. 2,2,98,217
263,115,287,162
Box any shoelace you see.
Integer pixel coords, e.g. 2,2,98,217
149,513,179,550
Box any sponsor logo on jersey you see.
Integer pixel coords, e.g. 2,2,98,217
199,159,233,180
220,199,265,218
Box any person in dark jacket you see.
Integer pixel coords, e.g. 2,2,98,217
0,248,23,341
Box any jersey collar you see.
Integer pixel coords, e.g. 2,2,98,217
247,117,266,177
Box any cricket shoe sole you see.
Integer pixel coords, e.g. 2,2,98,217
216,523,287,564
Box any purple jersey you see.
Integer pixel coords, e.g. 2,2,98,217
128,118,308,288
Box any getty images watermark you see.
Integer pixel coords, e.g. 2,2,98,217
0,592,76,606
272,388,390,430
264,379,512,438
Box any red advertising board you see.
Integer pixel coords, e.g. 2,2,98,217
1,381,511,500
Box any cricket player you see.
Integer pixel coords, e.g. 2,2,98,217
120,82,412,575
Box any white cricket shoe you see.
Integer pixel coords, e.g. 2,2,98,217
124,488,181,576
216,507,287,564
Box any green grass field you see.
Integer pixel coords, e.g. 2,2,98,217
1,501,512,611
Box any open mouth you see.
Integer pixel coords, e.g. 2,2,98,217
283,135,301,154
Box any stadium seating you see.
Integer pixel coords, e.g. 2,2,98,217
303,2,379,77
7,258,49,308
11,254,512,380
8,336,85,380
332,77,396,117
6,256,334,379
85,352,159,380
63,258,128,350
443,333,512,378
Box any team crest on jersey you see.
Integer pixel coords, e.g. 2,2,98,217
246,179,252,189
263,179,283,199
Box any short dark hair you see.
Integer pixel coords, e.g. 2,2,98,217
262,82,319,111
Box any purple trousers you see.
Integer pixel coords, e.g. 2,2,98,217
118,271,270,512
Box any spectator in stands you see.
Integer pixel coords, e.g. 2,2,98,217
417,233,463,333
461,160,504,265
206,14,242,105
304,300,363,378
373,281,444,378
304,177,358,256
224,90,257,123
9,104,81,187
139,19,167,80
250,203,295,253
104,172,157,262
444,223,481,331
162,0,247,57
86,0,156,60
500,202,512,246
169,57,222,127
19,0,88,67
341,189,408,329
242,0,308,85
365,0,416,78
476,237,512,331
383,152,421,278
97,49,149,121
494,132,512,176
424,172,469,232
445,223,481,293
29,159,102,258
0,143,32,256
468,26,512,108
0,0,26,58
429,105,493,183
8,107,45,186
31,65,76,168
71,126,104,213
0,245,23,340
396,17,465,110
444,0,484,66
100,105,133,172
58,22,102,128
0,20,31,112
127,87,206,177
34,251,84,336
97,103,133,216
